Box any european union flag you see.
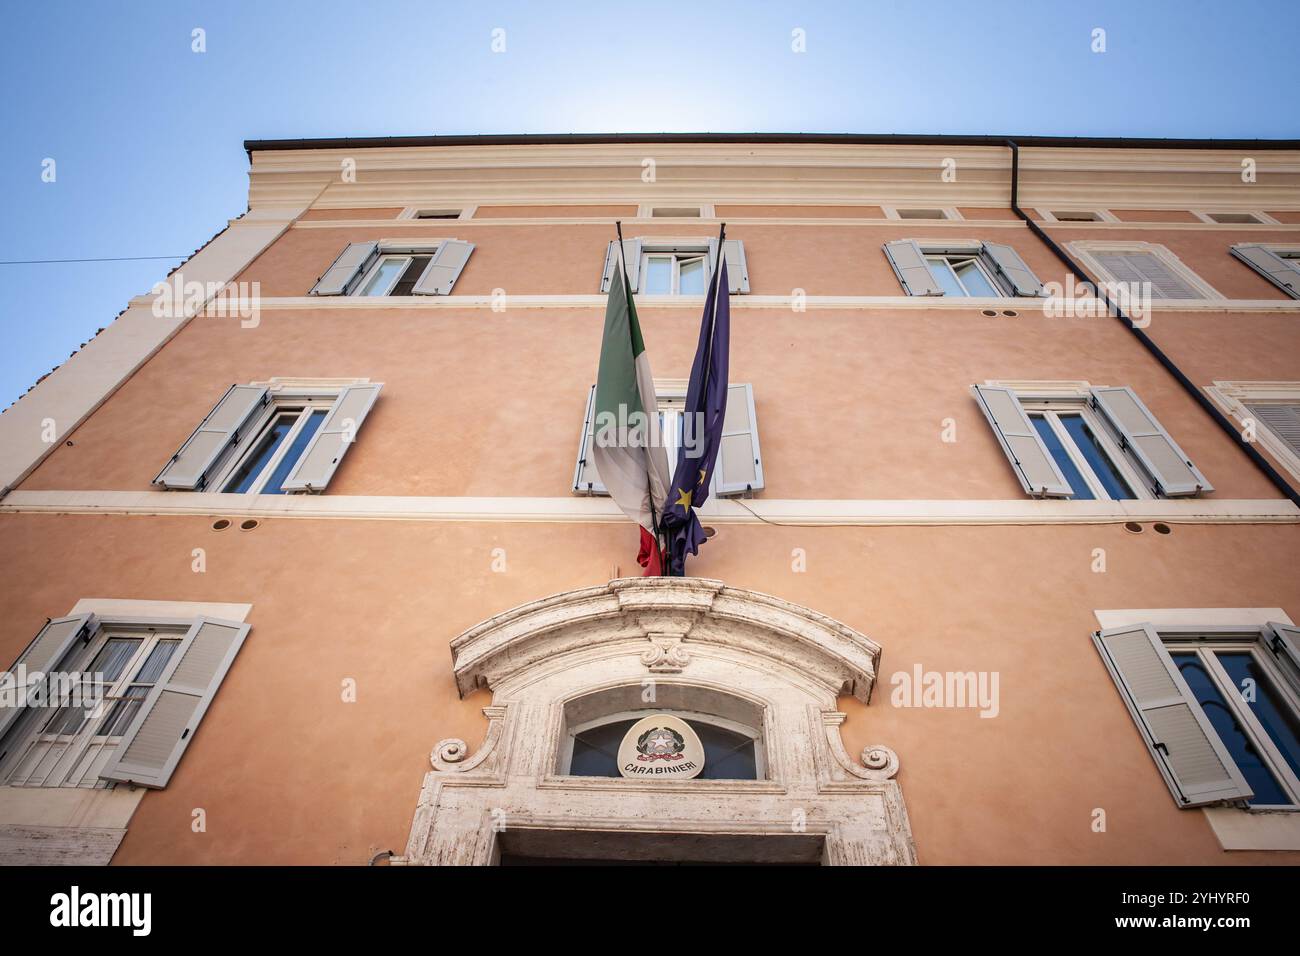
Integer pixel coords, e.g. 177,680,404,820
661,256,730,575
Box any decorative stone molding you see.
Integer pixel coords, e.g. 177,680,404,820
405,579,915,866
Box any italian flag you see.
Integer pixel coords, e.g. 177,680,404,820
592,259,671,575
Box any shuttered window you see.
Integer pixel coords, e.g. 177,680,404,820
309,241,473,296
573,383,763,497
1095,623,1300,809
884,241,1044,297
1245,403,1300,459
973,385,1211,499
1090,250,1202,299
155,384,382,495
1231,245,1300,298
602,239,749,294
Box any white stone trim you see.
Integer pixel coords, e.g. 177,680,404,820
1205,381,1300,481
3,490,1295,527
1036,208,1120,224
124,292,1300,313
1192,210,1281,226
401,578,916,866
882,205,963,221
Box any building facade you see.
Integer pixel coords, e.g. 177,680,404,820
1,134,1298,865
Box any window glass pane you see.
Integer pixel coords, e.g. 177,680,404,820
568,717,759,780
223,415,296,493
357,257,406,296
100,640,180,738
1029,415,1094,499
643,256,672,295
132,640,180,684
954,259,998,297
678,257,706,294
1216,652,1300,781
389,255,432,296
43,638,141,735
1059,414,1134,499
926,256,965,296
1171,652,1292,806
261,409,328,495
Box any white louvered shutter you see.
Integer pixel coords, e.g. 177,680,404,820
713,383,764,495
99,617,251,789
154,385,269,490
310,242,380,296
971,385,1072,497
279,384,383,493
1090,387,1212,497
0,614,97,744
412,240,474,295
572,384,607,495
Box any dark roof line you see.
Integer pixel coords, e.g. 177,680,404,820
244,132,1300,155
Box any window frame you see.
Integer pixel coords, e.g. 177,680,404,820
397,206,475,220
1158,625,1300,809
1038,208,1119,224
1205,381,1300,482
351,243,443,297
208,394,336,494
1192,210,1280,226
639,250,710,296
559,708,767,781
924,251,1004,297
1066,240,1224,301
1019,398,1149,500
0,618,191,790
883,205,962,221
637,203,714,219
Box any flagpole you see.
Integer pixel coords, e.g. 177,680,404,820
615,221,666,575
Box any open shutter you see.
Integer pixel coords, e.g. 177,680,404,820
310,241,379,296
1090,387,1212,497
99,617,251,789
1231,245,1300,299
1265,622,1300,688
704,239,750,294
980,242,1044,297
279,384,383,492
600,239,642,293
971,385,1072,497
0,614,97,744
1093,251,1200,299
1246,403,1300,457
412,240,474,295
572,384,607,495
1093,623,1253,807
883,240,943,296
714,383,764,495
154,385,268,490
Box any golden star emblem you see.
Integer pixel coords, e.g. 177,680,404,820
674,487,693,510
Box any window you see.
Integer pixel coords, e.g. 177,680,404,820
600,238,750,294
1196,211,1277,225
642,251,708,295
154,381,383,494
563,711,764,780
573,382,764,497
1045,210,1110,223
883,240,1044,297
924,252,1001,297
889,207,956,220
638,204,713,219
1023,402,1139,500
1095,621,1300,809
309,240,474,296
1206,381,1300,480
0,613,251,790
414,209,464,219
973,383,1212,499
1068,241,1220,300
398,206,474,220
1230,244,1300,298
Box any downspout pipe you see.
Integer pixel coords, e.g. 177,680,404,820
1004,139,1300,508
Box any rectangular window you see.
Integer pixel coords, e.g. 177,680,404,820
925,253,1001,297
1024,405,1138,500
414,209,463,219
218,404,330,494
1051,210,1103,222
1071,242,1217,299
4,626,182,789
642,252,709,295
1204,212,1263,224
896,208,951,220
1166,639,1300,808
356,254,434,296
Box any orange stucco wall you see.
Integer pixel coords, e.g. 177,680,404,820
0,513,1296,865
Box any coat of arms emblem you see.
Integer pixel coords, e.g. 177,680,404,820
635,726,687,762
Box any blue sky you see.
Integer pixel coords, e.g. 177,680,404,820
1,0,1297,407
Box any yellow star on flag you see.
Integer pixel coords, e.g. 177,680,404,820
675,487,693,510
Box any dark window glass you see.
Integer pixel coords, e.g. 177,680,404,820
223,414,296,492
1029,415,1094,499
1171,652,1291,805
390,255,432,296
568,716,759,780
1060,414,1134,499
1217,652,1300,781
262,409,327,495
